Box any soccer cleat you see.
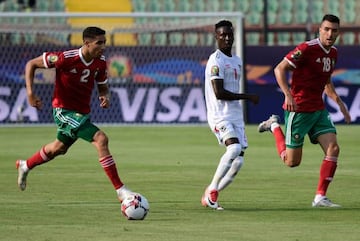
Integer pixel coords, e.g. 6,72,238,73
216,205,224,211
16,160,29,191
258,114,280,133
117,185,135,203
201,188,219,209
312,196,341,208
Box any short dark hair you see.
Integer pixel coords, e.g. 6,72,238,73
322,14,340,25
83,26,106,40
215,20,233,31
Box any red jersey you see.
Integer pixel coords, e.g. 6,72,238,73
43,48,107,114
284,38,337,112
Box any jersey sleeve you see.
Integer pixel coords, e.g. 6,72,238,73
96,56,108,85
284,42,307,68
42,51,63,69
208,55,224,81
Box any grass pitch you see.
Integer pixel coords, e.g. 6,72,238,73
1,125,359,241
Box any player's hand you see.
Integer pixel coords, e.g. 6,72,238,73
99,95,110,108
28,94,43,110
284,95,297,112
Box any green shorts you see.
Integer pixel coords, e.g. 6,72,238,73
284,109,336,148
53,108,99,146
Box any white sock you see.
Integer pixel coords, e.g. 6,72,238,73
314,194,325,202
116,185,132,200
208,144,242,191
218,156,244,191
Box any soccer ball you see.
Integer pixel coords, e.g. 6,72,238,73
121,193,149,220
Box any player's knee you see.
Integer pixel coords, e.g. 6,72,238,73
329,143,340,156
226,144,242,159
284,159,301,168
48,145,68,157
94,131,109,147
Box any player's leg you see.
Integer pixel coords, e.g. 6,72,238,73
78,121,131,202
259,112,307,167
310,110,340,207
258,114,287,161
16,139,70,191
218,152,244,191
202,122,242,209
218,125,247,191
16,109,76,191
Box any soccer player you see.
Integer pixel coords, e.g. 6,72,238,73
202,20,259,210
258,14,351,207
16,26,133,202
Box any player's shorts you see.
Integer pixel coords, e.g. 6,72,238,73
210,121,248,149
284,109,336,148
53,108,99,146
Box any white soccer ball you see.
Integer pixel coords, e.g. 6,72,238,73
121,193,149,220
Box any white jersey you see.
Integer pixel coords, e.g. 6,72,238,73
204,49,244,127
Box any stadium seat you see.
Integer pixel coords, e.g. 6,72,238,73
184,33,198,46
293,32,306,44
310,0,324,23
342,32,355,45
236,0,250,13
138,33,152,45
246,33,260,45
294,0,308,11
154,33,167,45
294,11,308,24
344,0,356,9
247,11,262,25
222,0,234,12
132,0,146,12
277,33,290,45
278,12,292,24
249,0,264,13
36,0,50,11
163,0,175,12
0,1,5,12
169,32,183,45
178,0,191,12
327,0,339,16
268,1,279,12
147,0,161,12
267,11,277,24
266,32,275,46
279,0,292,11
52,1,65,11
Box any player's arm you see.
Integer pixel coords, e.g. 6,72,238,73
97,83,110,108
211,79,259,104
25,55,46,109
324,80,351,123
274,58,296,112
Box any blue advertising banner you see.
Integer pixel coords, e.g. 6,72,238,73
0,45,359,124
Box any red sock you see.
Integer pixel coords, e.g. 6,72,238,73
26,146,50,169
99,155,124,190
316,157,338,196
273,126,286,161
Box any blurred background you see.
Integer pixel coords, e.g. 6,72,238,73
0,0,359,124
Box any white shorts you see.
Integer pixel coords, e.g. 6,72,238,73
210,121,248,148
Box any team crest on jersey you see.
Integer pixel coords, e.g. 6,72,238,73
291,49,302,61
47,55,58,64
211,65,219,76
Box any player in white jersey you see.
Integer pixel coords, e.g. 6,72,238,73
202,20,259,210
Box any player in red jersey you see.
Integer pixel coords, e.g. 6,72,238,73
258,14,351,207
16,26,133,202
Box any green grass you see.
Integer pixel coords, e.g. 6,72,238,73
1,125,359,241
